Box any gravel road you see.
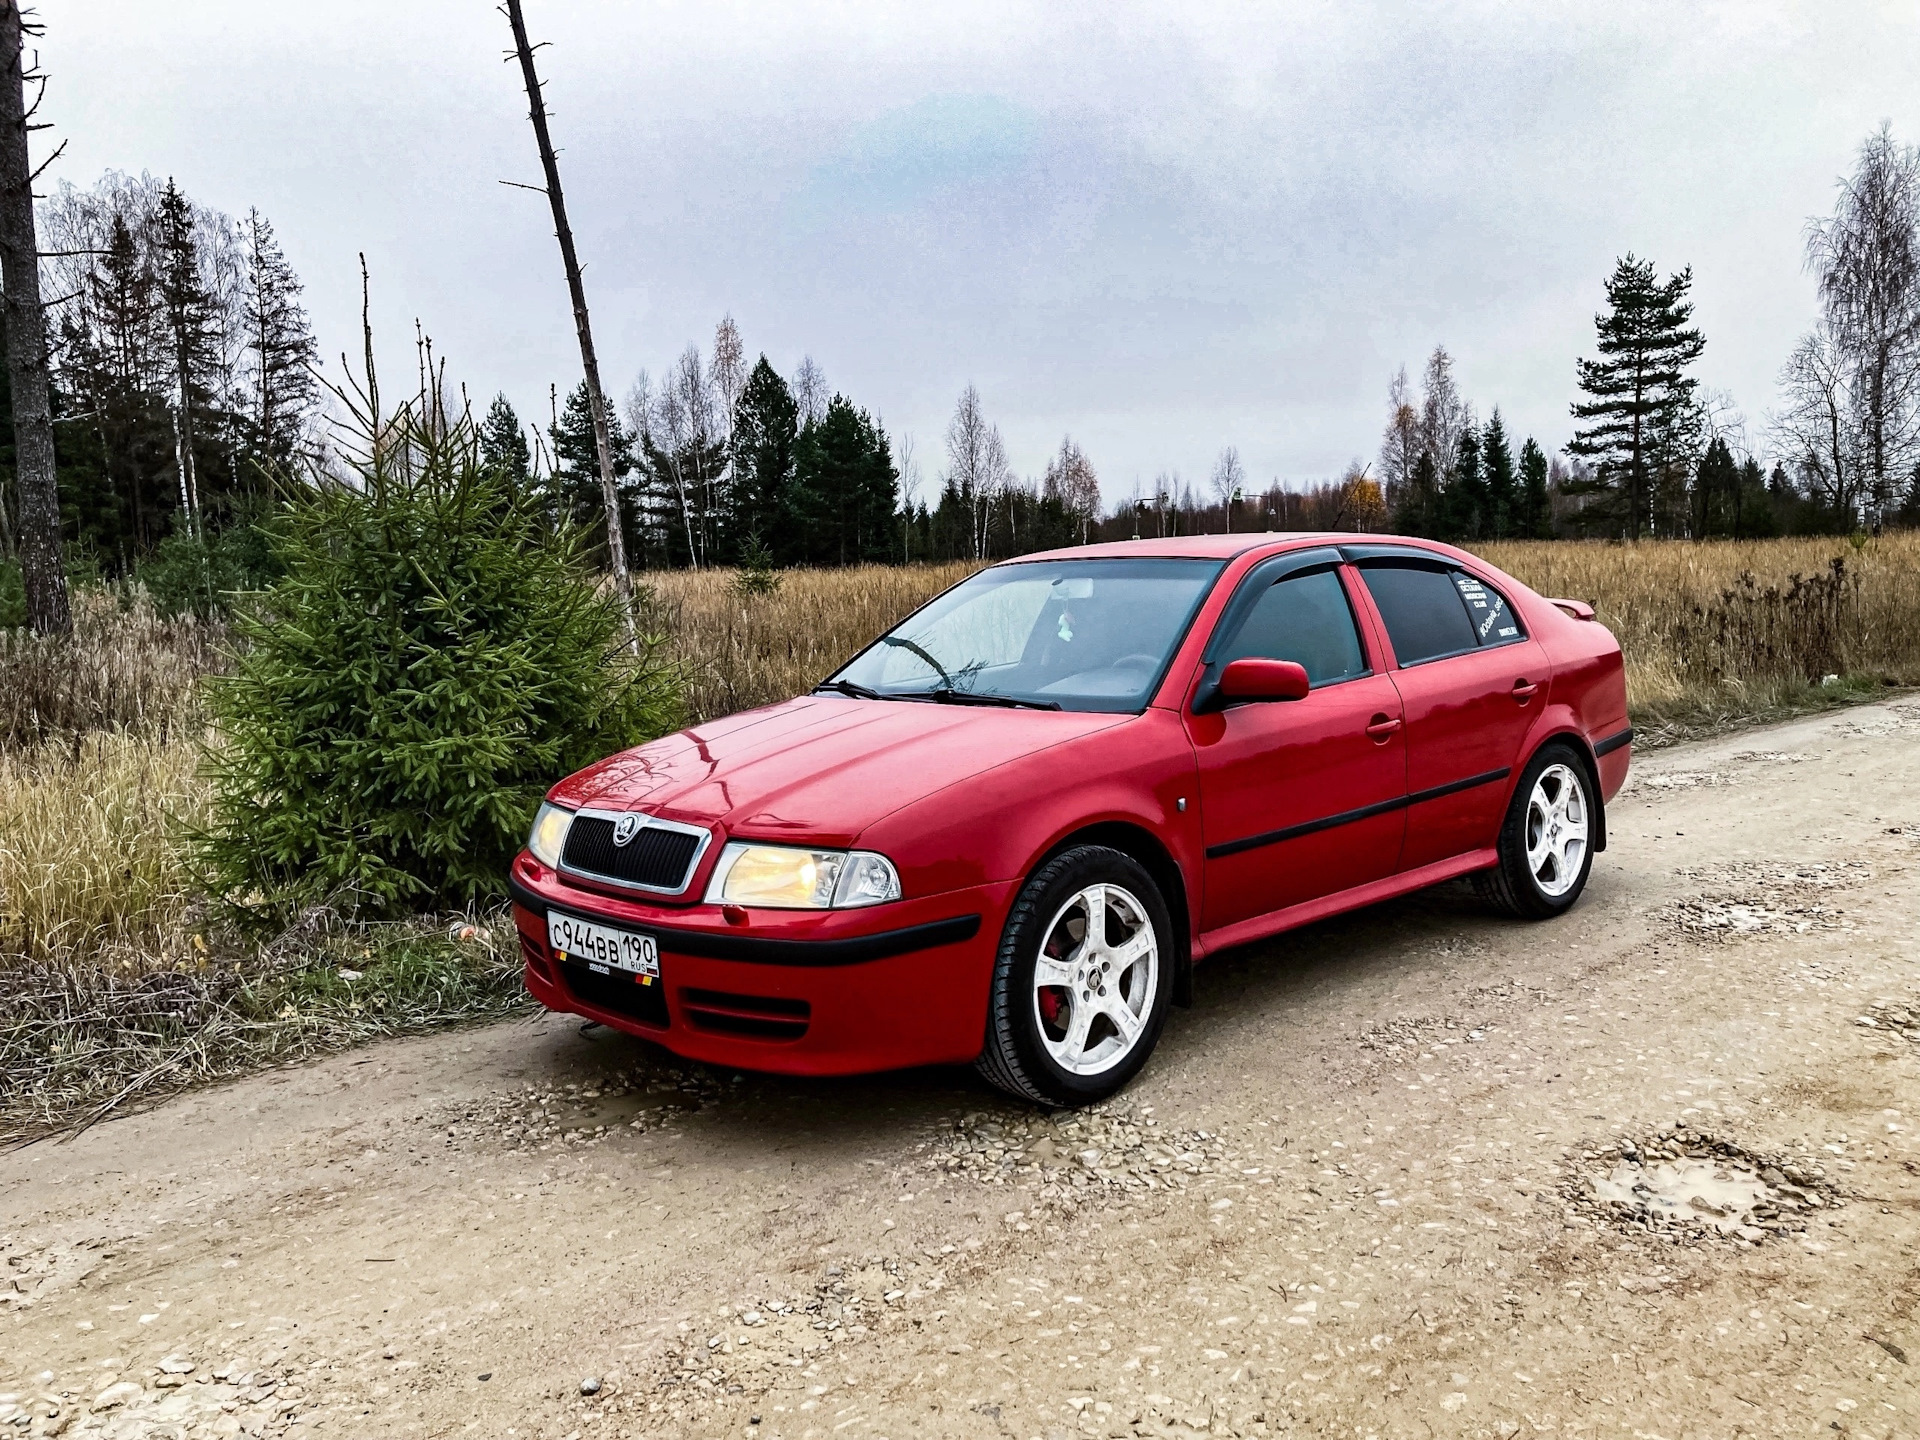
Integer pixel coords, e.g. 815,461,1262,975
5,699,1920,1439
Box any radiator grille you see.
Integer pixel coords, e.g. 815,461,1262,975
561,813,704,893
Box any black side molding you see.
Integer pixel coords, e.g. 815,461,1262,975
1407,766,1511,807
1204,767,1512,860
1593,727,1633,757
509,874,981,967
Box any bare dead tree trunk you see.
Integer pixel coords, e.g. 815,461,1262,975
0,2,68,634
501,0,633,635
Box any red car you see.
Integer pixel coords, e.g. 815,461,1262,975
509,534,1629,1106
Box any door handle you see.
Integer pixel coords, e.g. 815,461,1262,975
1365,714,1402,742
1511,679,1539,703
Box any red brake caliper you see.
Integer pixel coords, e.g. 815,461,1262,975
1038,985,1063,1027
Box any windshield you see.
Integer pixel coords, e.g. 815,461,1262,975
827,558,1224,713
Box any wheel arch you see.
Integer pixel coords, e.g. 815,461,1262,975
1034,821,1195,1008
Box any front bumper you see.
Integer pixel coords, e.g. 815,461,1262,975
508,853,1013,1076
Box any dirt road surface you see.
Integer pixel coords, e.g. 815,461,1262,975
6,699,1920,1440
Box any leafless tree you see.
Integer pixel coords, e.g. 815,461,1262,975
0,1,67,631
1803,123,1920,523
1210,446,1246,531
1378,365,1421,507
1775,326,1863,519
1042,435,1101,544
792,354,827,427
502,0,632,630
944,384,1009,560
1418,345,1469,480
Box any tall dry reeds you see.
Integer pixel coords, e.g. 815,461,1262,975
1476,533,1920,734
0,587,221,746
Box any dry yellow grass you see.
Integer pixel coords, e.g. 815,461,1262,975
650,537,1920,729
0,729,207,968
1475,533,1920,734
645,562,980,723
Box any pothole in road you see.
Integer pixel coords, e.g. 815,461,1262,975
1564,1123,1843,1245
1663,861,1868,938
1839,703,1920,738
1631,769,1733,793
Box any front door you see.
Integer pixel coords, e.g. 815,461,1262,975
1354,561,1549,871
1188,564,1408,933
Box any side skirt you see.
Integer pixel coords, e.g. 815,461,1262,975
1191,848,1499,961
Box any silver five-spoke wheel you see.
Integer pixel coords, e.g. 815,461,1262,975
1031,883,1160,1077
1524,762,1589,898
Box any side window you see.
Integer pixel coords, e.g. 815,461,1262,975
1358,564,1478,665
1220,569,1368,687
1452,571,1526,648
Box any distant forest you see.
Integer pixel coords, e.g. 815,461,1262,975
2,123,1916,613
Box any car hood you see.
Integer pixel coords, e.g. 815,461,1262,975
550,696,1131,846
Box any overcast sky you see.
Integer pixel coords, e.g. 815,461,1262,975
41,1,1920,507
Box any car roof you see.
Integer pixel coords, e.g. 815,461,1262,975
1007,532,1451,563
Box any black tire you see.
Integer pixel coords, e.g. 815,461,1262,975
975,845,1174,1107
1475,741,1598,919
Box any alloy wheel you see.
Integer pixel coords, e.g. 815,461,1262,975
1525,762,1590,898
1031,883,1160,1077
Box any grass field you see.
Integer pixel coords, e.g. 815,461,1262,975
652,534,1920,730
4,535,1917,1138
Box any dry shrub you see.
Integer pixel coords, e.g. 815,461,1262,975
648,562,979,723
0,587,221,746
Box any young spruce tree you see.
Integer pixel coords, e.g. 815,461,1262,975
200,359,680,919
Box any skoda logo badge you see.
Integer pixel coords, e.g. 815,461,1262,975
612,813,644,847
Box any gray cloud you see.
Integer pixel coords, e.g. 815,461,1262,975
42,0,1919,506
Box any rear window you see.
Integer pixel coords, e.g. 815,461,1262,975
1360,563,1526,666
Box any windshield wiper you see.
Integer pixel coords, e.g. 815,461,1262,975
911,688,1062,711
879,635,954,689
812,679,902,701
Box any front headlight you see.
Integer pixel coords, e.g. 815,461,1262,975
527,802,574,867
703,843,901,909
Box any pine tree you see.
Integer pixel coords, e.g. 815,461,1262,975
1481,410,1516,538
1517,438,1552,538
1566,255,1706,538
1391,451,1439,537
239,208,317,473
1440,426,1484,541
479,394,531,499
726,356,798,562
792,395,897,565
548,380,637,561
1692,436,1739,538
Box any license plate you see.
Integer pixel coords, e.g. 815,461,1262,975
547,910,659,982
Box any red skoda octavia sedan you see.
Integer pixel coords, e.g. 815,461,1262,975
509,534,1629,1106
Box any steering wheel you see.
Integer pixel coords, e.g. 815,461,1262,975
1111,653,1159,670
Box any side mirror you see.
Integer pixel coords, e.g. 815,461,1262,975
1217,657,1310,704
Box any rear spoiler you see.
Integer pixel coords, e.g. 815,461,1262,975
1547,598,1595,621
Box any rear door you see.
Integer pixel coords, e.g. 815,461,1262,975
1187,554,1407,933
1354,559,1548,872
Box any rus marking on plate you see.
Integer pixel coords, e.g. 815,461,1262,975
612,813,643,847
